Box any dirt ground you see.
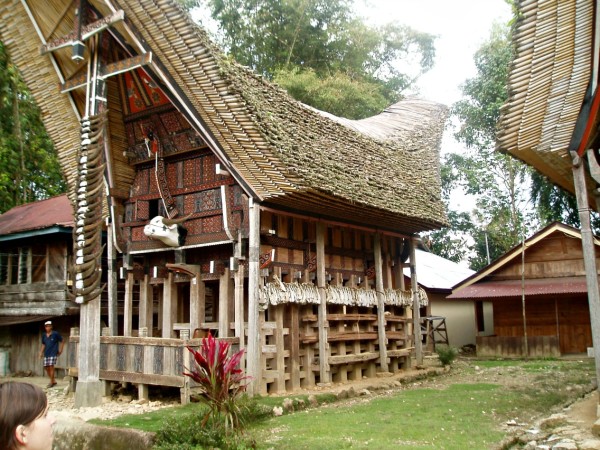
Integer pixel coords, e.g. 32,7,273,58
6,356,600,449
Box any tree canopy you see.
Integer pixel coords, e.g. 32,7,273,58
0,41,66,213
186,0,436,118
427,22,584,271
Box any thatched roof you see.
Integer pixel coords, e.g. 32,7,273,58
497,0,597,203
0,0,448,234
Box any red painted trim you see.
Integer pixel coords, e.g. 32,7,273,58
578,86,600,156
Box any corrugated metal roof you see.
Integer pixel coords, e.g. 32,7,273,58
403,249,474,291
448,277,588,299
0,195,73,236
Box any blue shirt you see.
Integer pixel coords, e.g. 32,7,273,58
41,330,63,357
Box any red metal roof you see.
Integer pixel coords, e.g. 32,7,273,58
448,277,589,299
0,195,73,236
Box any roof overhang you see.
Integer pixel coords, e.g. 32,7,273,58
0,226,73,242
448,277,589,300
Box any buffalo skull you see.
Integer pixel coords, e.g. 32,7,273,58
143,215,190,247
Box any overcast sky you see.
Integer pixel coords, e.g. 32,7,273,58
355,0,513,105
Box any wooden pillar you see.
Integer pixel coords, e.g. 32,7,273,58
410,237,423,365
139,274,153,336
246,199,261,395
374,233,389,372
219,268,231,337
75,296,103,407
162,272,177,338
106,222,118,336
190,271,205,337
316,222,330,384
123,271,134,337
234,263,245,349
572,152,600,393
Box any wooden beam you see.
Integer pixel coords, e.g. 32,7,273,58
162,272,176,338
410,238,422,365
572,152,600,396
374,233,389,372
316,222,331,383
123,271,134,337
40,10,125,55
139,274,153,336
60,53,153,93
246,200,261,395
218,268,230,338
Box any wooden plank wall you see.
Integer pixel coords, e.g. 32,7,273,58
492,296,592,354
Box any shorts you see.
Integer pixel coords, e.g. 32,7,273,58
43,356,58,367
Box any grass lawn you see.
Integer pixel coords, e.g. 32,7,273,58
92,358,595,449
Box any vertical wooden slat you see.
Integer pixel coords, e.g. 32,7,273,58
139,274,153,336
246,200,261,395
288,303,300,389
234,263,245,349
410,237,422,365
162,272,177,338
219,268,230,337
316,222,330,384
190,271,205,337
124,271,134,337
374,233,388,372
107,224,118,336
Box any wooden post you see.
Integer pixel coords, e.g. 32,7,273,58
139,274,153,336
234,263,245,349
410,237,423,365
572,152,600,394
123,271,134,337
246,199,261,395
75,296,103,407
107,221,118,336
219,268,231,337
316,222,330,384
162,272,177,338
374,233,389,372
190,271,205,337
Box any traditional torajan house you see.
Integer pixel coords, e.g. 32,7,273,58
0,0,447,405
450,223,599,358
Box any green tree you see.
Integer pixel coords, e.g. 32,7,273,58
0,41,66,212
435,24,532,270
433,19,586,270
187,0,436,118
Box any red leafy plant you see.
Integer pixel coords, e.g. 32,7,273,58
184,333,250,431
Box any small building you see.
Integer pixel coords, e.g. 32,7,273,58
403,249,481,350
0,195,77,376
449,222,598,357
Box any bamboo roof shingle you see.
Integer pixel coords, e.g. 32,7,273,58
0,0,448,234
497,0,596,203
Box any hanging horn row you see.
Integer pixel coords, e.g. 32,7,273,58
69,111,108,304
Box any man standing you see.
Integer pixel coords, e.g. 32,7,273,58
39,321,64,388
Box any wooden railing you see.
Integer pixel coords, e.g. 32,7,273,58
68,335,239,401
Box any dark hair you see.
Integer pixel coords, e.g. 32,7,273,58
0,382,48,450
